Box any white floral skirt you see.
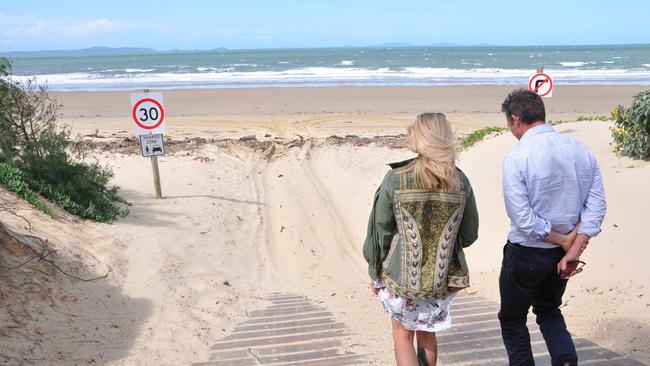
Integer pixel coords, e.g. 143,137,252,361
376,285,454,332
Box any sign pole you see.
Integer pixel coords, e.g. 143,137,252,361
143,89,163,199
151,154,163,199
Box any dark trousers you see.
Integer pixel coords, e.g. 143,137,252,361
498,241,578,366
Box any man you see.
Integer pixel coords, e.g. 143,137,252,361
499,89,607,366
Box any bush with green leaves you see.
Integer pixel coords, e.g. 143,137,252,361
0,58,128,223
459,126,506,151
0,163,53,216
611,90,650,159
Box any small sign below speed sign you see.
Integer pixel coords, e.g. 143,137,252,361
130,92,166,135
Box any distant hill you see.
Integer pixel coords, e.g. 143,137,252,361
1,47,159,57
427,42,465,47
370,42,418,48
365,42,467,48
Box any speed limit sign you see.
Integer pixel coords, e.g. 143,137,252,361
130,92,166,135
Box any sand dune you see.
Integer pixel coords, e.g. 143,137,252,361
97,121,648,365
2,86,649,365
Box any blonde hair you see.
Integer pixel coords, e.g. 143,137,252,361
404,113,461,192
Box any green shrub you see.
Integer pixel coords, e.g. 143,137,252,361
576,115,611,122
0,58,128,223
0,163,54,217
611,90,650,158
459,127,507,150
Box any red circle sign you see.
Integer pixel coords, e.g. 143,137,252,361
528,73,553,97
132,98,165,130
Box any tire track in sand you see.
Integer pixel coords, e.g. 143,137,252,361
248,141,364,286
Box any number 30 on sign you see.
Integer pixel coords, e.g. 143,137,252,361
130,92,166,135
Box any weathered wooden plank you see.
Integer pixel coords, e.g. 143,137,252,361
191,358,258,366
241,311,333,324
250,339,341,356
248,305,321,317
258,349,352,364
210,330,346,350
234,317,336,332
223,322,345,341
264,354,366,366
207,349,248,361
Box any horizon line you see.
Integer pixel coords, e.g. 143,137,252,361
2,42,650,55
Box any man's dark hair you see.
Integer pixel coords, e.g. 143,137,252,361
501,88,546,124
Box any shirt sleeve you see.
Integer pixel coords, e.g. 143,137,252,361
502,156,551,239
578,153,607,237
362,171,396,280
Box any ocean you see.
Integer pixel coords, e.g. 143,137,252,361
3,45,650,91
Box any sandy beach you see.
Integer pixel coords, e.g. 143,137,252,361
53,85,640,139
1,85,649,365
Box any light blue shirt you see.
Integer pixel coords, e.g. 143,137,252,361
502,124,607,249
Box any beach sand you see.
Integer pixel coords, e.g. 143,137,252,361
53,85,639,139
1,85,648,365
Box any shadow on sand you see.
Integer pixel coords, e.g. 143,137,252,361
0,226,153,365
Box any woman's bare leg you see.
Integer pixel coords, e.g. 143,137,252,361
416,331,438,366
391,318,417,366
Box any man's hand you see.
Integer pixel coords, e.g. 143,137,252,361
557,233,590,279
557,253,583,279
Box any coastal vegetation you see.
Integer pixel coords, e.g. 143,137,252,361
611,90,650,159
459,127,507,151
459,115,613,150
0,58,128,223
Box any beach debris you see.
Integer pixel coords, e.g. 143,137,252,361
285,135,306,148
239,135,256,141
613,223,618,228
222,280,231,287
280,226,286,232
236,215,243,221
193,156,213,162
88,132,410,156
277,174,283,178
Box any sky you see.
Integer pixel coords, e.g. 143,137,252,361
1,0,649,52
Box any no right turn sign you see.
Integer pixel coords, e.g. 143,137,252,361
529,73,553,97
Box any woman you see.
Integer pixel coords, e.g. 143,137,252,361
362,112,479,366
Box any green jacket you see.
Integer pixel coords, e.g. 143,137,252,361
363,158,479,300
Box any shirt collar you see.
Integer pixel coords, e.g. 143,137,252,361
520,123,554,143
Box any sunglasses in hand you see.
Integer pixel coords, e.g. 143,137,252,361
560,260,586,279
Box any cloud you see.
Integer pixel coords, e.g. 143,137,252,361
4,21,46,38
1,14,124,42
74,18,119,33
